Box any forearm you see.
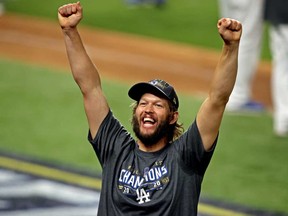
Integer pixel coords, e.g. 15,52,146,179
62,27,102,94
196,18,242,151
58,2,109,139
209,43,239,106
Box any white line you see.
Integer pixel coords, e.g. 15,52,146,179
0,207,98,216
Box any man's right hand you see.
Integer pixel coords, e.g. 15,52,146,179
58,1,83,29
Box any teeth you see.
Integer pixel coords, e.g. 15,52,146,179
144,118,154,123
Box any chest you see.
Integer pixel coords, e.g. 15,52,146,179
99,146,201,216
109,149,182,205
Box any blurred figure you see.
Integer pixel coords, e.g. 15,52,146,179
154,0,166,7
265,0,288,137
125,0,166,8
125,0,143,6
219,0,288,137
218,0,265,112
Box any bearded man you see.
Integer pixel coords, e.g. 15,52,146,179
58,2,242,215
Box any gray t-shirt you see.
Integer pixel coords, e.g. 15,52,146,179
88,110,217,216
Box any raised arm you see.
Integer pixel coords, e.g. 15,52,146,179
58,2,109,139
196,18,242,151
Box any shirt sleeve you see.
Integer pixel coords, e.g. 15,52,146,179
174,119,218,175
88,110,134,167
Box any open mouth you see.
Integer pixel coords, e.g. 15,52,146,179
142,117,156,127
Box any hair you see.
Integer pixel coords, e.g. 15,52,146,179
130,100,184,142
167,101,184,141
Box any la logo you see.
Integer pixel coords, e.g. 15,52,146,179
136,188,151,204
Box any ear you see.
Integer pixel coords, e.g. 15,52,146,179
169,111,179,125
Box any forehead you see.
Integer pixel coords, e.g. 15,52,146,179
140,93,169,104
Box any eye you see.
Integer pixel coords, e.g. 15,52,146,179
139,101,147,106
155,103,163,108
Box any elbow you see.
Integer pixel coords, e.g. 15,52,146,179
210,91,230,107
73,77,91,95
73,76,85,92
220,95,230,105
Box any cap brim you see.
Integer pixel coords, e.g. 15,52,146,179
128,82,169,102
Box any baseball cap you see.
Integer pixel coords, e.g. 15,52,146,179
128,79,179,110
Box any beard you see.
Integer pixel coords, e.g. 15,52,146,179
132,114,170,146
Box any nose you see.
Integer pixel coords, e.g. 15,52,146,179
144,103,154,113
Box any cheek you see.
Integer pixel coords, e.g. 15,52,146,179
134,107,141,115
163,112,174,124
134,108,142,120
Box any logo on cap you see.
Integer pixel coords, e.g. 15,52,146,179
128,79,179,110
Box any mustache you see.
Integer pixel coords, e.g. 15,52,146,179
131,114,170,146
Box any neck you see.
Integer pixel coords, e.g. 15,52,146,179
137,138,167,152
